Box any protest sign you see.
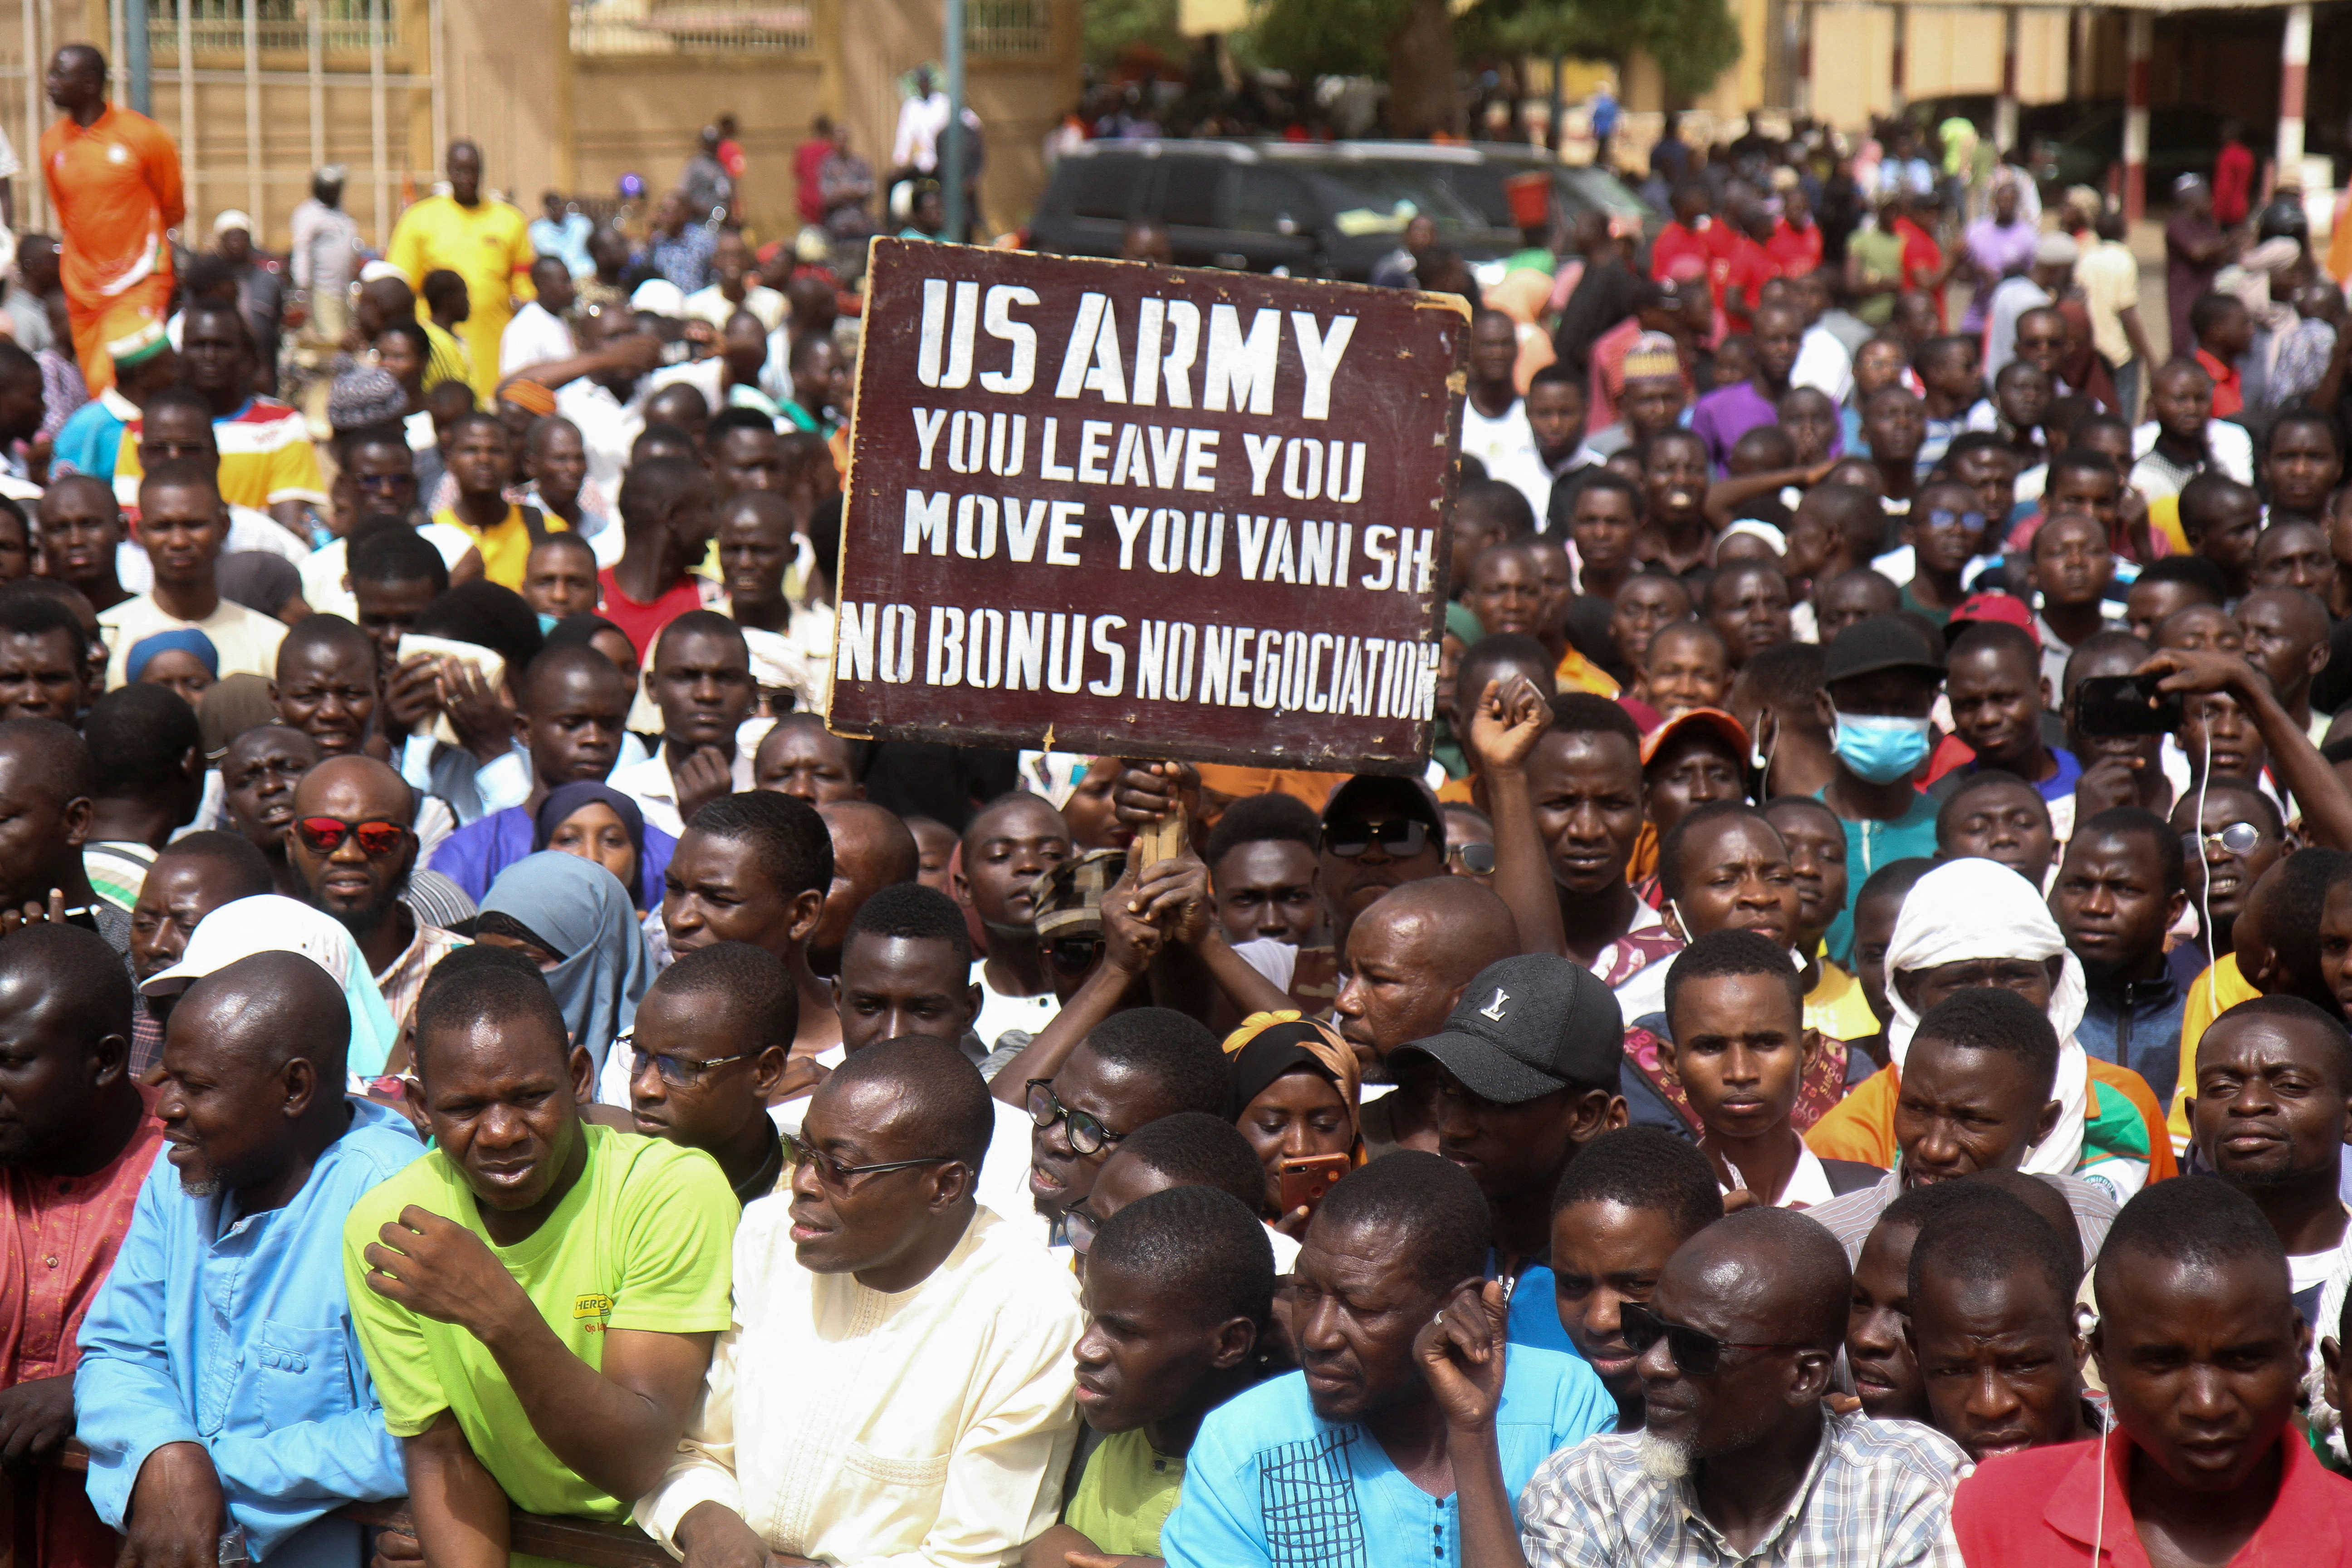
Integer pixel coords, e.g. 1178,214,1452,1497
826,238,1469,774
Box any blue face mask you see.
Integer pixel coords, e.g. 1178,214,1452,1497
1831,710,1931,785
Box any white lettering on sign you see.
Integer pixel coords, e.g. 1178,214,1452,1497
847,600,1440,720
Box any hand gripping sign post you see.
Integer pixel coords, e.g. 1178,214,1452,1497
828,239,1469,858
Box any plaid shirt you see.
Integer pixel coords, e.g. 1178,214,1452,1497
1517,1411,1966,1568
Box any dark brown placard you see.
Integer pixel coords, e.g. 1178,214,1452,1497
826,238,1468,774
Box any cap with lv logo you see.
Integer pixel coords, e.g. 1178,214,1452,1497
1389,952,1626,1106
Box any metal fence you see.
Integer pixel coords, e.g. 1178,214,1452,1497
147,0,398,59
571,0,813,56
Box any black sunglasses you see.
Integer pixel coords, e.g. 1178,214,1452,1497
1046,936,1104,973
1619,1302,1809,1377
1326,819,1429,859
1027,1078,1129,1156
781,1129,955,1191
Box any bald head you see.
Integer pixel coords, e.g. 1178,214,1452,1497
1670,1206,1851,1350
819,799,920,887
175,950,353,1080
290,753,415,825
1351,877,1520,981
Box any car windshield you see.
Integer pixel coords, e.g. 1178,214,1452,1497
1288,162,1488,235
1558,166,1655,223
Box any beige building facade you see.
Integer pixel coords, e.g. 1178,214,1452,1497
0,0,1077,255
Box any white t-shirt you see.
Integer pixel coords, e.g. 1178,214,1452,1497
299,521,480,621
971,956,1059,1053
99,592,286,689
684,284,788,333
499,300,577,377
1459,398,1538,476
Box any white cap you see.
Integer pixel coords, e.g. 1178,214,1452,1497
359,259,408,283
211,209,254,237
140,893,358,996
629,278,687,317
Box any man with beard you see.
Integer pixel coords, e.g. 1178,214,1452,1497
285,755,465,1033
1163,1153,1612,1568
1438,1205,1966,1566
2188,996,2352,1327
74,952,417,1568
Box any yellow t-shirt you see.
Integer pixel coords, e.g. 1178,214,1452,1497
1061,1427,1185,1558
2168,951,2263,1152
386,193,535,402
436,502,565,593
1805,957,1881,1044
343,1125,737,1521
112,396,327,512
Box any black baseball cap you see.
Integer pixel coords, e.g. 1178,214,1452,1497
1388,953,1625,1105
1823,613,1944,685
1322,774,1446,842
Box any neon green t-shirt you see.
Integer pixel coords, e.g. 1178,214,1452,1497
1061,1428,1186,1557
343,1124,738,1521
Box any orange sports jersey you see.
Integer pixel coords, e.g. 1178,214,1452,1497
41,106,183,309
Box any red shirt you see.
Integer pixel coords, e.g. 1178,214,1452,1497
1766,218,1824,277
1651,221,1715,288
793,137,830,224
1894,217,1947,327
2197,346,2246,418
598,567,712,660
1720,234,1777,333
1952,1429,2352,1566
2,1085,167,1568
2214,142,2257,227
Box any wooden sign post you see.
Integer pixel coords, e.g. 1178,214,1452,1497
827,239,1470,783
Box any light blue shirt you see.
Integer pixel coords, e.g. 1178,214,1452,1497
529,211,595,277
399,735,532,825
1162,1348,1614,1568
76,1098,422,1568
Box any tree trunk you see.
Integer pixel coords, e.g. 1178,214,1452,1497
1384,0,1457,138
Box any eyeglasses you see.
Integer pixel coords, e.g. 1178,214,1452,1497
781,1128,956,1191
1325,819,1429,859
2184,822,2265,858
1064,1201,1102,1255
1046,936,1104,973
627,1042,754,1087
293,816,408,858
1027,1078,1130,1156
1619,1302,1810,1377
1449,841,1497,876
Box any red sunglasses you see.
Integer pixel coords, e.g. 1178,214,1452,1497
294,816,408,858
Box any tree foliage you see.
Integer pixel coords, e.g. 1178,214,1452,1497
1461,0,1742,99
1084,0,1188,72
1248,0,1742,105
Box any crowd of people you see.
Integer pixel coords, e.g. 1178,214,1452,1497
3,36,2352,1568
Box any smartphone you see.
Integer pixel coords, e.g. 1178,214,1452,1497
2074,674,2183,737
1278,1153,1352,1216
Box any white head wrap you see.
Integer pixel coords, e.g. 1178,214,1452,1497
1882,857,2090,1178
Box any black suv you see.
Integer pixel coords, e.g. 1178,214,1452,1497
1026,139,1503,280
